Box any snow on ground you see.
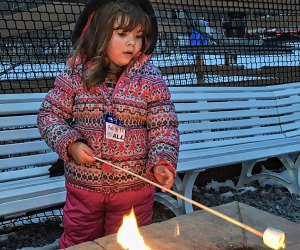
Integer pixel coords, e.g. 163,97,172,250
203,168,291,198
0,63,65,81
1,44,300,85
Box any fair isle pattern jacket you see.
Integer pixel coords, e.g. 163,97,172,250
37,54,180,194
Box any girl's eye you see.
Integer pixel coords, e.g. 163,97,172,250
117,31,127,37
136,34,143,39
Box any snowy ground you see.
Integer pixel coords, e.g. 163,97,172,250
1,42,300,86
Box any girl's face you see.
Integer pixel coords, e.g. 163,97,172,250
107,17,143,67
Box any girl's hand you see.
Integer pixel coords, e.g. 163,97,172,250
68,141,96,164
153,165,174,192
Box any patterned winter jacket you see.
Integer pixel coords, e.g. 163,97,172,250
37,54,180,193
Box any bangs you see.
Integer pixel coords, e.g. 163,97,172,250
114,8,151,35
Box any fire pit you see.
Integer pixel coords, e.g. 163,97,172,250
65,202,300,250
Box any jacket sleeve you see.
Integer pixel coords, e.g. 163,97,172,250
37,67,84,161
146,68,180,178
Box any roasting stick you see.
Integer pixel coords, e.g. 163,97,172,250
93,157,285,250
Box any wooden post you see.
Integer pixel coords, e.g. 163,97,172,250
225,53,238,65
196,55,205,85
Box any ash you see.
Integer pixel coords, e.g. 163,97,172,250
0,183,299,250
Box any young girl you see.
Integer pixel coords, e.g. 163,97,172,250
37,0,179,248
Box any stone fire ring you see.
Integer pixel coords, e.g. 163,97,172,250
65,202,300,250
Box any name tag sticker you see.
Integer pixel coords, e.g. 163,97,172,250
105,114,126,142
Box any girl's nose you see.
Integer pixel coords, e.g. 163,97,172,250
127,36,136,46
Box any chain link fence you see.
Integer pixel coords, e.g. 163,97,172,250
0,0,300,93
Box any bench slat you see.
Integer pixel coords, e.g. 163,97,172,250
281,120,300,132
0,175,63,192
180,125,282,143
277,103,300,115
178,137,300,172
180,136,300,161
284,130,300,137
0,115,37,129
274,89,300,98
271,84,300,97
178,117,281,133
177,108,279,122
171,92,276,102
0,93,46,103
0,152,58,171
0,192,66,220
174,100,278,112
0,178,65,203
276,95,300,106
0,167,50,183
0,128,42,142
279,112,300,123
180,133,285,151
0,141,51,156
266,81,300,91
0,102,42,115
171,82,300,95
169,86,276,93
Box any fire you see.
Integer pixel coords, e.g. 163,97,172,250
117,208,151,250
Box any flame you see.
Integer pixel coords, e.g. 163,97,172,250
117,208,151,250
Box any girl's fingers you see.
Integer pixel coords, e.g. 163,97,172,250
153,166,174,191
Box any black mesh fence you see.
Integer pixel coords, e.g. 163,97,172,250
0,0,300,93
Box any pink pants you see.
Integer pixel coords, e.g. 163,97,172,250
59,182,155,249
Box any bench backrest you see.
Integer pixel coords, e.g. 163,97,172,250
272,82,300,138
170,81,300,151
1,82,300,173
0,93,58,175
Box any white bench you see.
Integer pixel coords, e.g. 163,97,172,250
157,82,300,215
0,93,64,220
1,82,300,220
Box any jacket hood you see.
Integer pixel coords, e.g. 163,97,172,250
72,0,158,54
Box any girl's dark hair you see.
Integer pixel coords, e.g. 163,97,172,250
71,0,153,90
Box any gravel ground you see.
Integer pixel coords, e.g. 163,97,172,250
0,182,299,250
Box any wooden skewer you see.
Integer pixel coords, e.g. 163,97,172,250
93,157,264,238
